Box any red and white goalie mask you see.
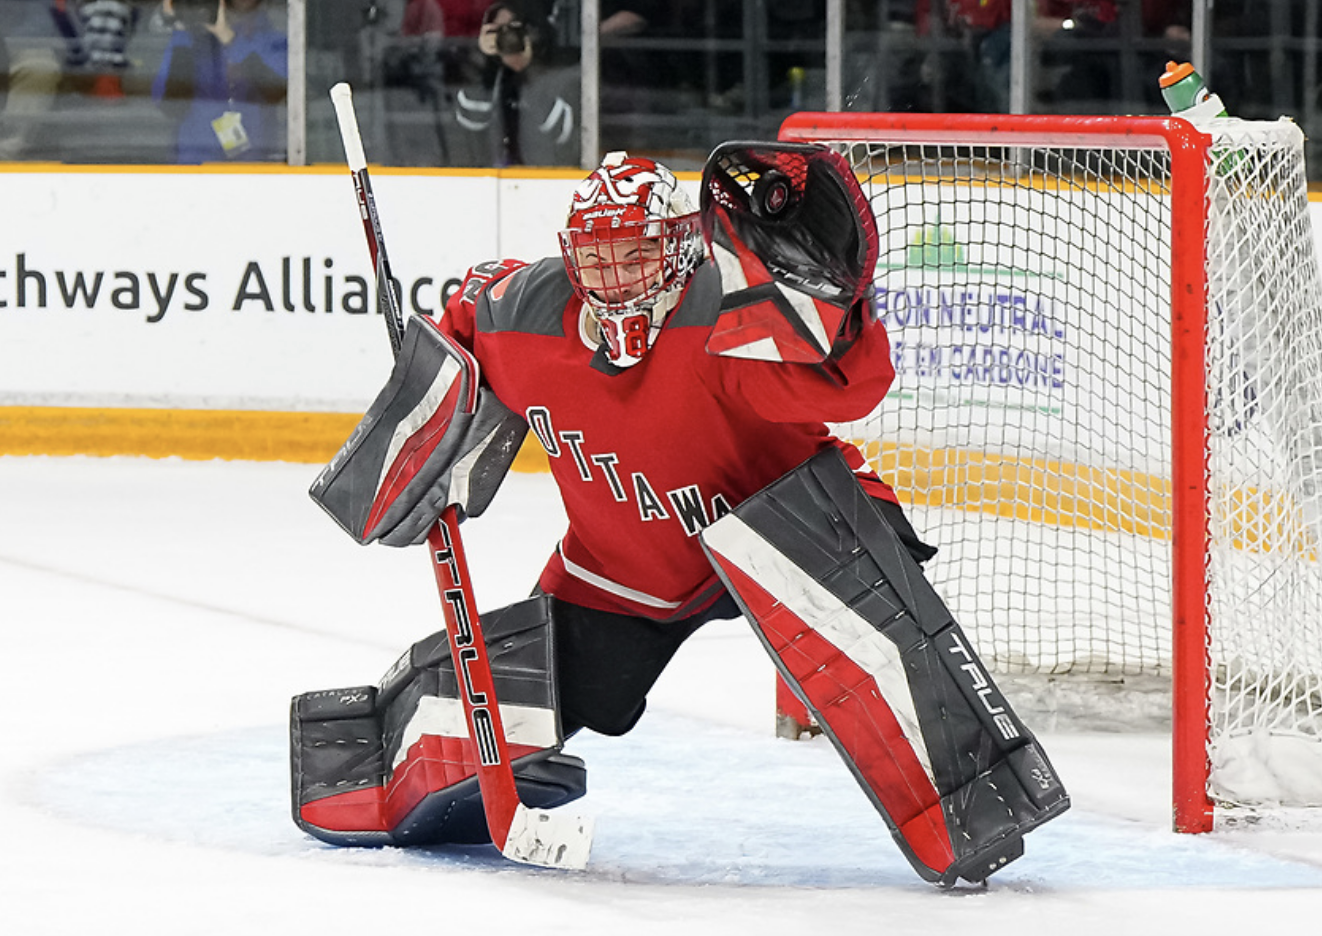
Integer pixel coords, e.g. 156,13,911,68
560,152,704,368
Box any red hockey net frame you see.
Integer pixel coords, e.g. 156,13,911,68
777,112,1215,833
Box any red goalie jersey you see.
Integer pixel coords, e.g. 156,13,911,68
439,256,898,621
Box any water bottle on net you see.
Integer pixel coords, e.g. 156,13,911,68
1159,61,1228,120
1159,61,1241,178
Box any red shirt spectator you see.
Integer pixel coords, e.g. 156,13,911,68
1036,1,1118,25
438,0,491,37
916,0,1011,34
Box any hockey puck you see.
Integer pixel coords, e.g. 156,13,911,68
754,171,793,218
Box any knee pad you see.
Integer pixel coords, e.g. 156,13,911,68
290,595,585,847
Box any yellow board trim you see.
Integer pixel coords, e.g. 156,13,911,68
3,407,1309,557
862,440,1173,540
0,405,552,471
858,440,1313,559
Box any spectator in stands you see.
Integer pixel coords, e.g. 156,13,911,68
1,0,148,159
914,0,1012,112
1035,0,1120,106
52,0,142,98
602,1,650,36
380,1,446,111
375,0,463,166
381,1,497,130
433,0,495,86
0,1,66,158
1139,0,1192,106
598,0,657,87
151,0,286,162
454,0,578,166
914,1,1188,113
1035,0,1119,33
1143,0,1191,44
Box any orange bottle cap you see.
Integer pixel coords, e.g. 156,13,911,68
1160,61,1196,88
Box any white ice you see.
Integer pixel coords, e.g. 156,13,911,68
3,454,1322,935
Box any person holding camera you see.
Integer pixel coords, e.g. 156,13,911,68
150,0,286,162
453,0,578,166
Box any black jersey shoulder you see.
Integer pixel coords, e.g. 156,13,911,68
475,257,574,337
666,262,722,330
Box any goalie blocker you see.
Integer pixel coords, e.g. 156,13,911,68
308,312,528,548
700,448,1069,886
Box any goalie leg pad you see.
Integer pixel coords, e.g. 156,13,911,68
290,595,585,847
700,448,1069,886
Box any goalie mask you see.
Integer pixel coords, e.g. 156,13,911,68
559,152,704,368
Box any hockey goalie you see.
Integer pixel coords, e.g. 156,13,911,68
291,142,1069,886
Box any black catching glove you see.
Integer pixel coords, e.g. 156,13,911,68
700,141,879,367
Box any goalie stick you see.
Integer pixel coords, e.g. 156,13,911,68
329,83,592,870
331,84,406,356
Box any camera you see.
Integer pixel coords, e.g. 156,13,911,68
494,21,529,56
172,0,218,28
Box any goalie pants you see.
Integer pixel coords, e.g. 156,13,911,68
551,499,934,738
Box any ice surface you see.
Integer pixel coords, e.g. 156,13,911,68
3,455,1322,935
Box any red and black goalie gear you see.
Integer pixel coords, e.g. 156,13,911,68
699,141,879,368
309,314,527,547
290,596,585,847
700,449,1069,886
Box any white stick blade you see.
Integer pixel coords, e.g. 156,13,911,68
501,804,594,871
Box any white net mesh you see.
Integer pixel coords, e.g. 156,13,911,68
1203,120,1322,807
810,118,1322,809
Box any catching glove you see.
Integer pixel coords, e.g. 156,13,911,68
700,141,879,366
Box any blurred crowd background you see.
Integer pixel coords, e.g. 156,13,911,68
1,1,1318,177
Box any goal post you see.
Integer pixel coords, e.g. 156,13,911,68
777,111,1322,833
